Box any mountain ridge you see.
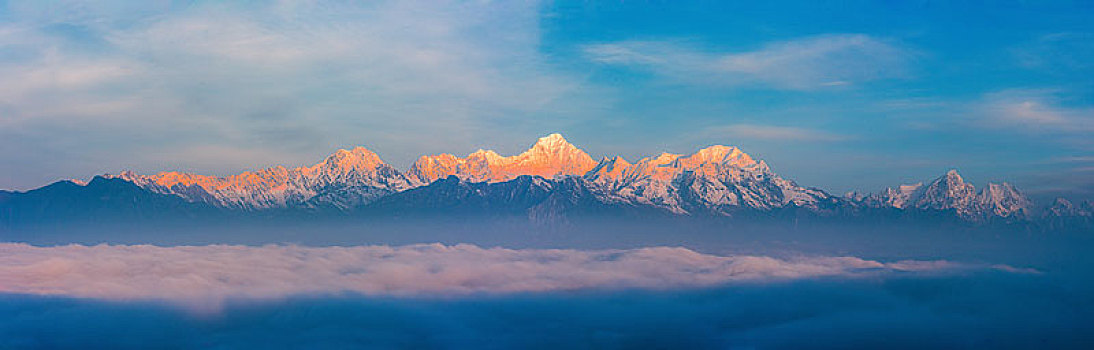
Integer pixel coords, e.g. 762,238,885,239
4,133,1088,228
858,170,1034,222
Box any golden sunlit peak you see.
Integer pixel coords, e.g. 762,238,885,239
527,133,580,153
333,146,377,156
679,145,755,168
602,155,630,165
330,146,378,157
314,146,386,173
468,149,503,161
535,133,568,144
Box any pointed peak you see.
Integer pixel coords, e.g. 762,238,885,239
945,169,962,180
315,145,385,173
594,155,631,168
931,169,967,188
530,133,577,152
601,155,630,164
327,146,380,160
539,133,566,143
1053,197,1075,207
696,144,748,159
329,146,380,159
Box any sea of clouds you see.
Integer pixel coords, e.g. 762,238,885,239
0,243,981,306
2,243,1090,348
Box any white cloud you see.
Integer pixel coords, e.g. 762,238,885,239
584,34,914,90
978,89,1094,132
0,243,991,313
709,124,846,142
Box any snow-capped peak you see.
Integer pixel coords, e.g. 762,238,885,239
407,133,597,184
977,182,1031,218
579,144,829,214
108,144,412,210
917,169,976,210
468,149,504,162
305,146,386,176
583,145,765,183
861,170,1032,220
531,133,570,150
863,182,923,209
585,156,632,181
95,137,1047,223
944,169,963,184
677,145,756,169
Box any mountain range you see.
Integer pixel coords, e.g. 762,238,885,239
2,134,1092,230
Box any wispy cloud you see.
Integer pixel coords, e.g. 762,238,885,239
709,124,847,142
584,34,915,90
884,88,1094,143
977,89,1094,133
0,243,978,312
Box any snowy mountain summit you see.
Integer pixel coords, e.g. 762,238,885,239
860,170,1032,221
114,146,415,210
407,133,597,184
583,145,832,215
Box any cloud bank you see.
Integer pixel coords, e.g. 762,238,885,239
2,269,1087,349
0,243,979,308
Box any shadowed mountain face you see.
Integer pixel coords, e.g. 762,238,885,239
1,134,1090,234
0,177,220,227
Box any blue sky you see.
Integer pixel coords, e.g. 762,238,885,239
1,0,1091,201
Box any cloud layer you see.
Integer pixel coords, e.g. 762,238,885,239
1,269,1085,349
0,243,978,309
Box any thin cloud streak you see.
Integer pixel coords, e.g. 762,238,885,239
584,34,914,90
977,89,1094,133
709,124,847,142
